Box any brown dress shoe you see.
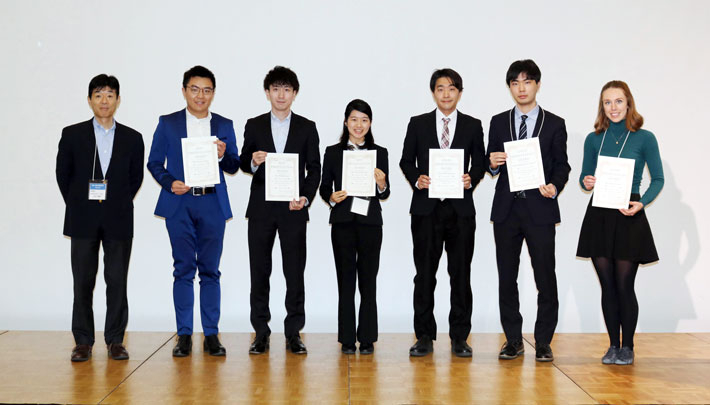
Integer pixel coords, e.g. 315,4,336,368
108,343,129,360
71,344,92,362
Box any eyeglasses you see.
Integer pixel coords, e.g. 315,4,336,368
186,85,214,96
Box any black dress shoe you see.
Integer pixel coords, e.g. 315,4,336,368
71,344,92,362
172,335,192,357
286,335,307,354
107,343,129,360
249,335,269,355
359,343,374,355
451,339,472,358
341,343,356,354
409,336,433,357
203,335,226,356
535,343,554,362
499,340,525,360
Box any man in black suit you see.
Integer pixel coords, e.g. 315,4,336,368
487,60,570,362
400,68,486,357
239,66,320,354
56,74,144,362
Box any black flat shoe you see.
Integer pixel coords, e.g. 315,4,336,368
203,335,226,356
535,343,554,362
451,339,472,358
359,343,374,355
286,335,307,354
341,344,356,354
172,335,192,357
498,340,524,360
409,336,433,357
249,335,269,355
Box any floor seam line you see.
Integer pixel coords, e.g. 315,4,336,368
522,336,599,404
97,333,176,404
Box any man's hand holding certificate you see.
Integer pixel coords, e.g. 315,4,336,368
504,137,545,192
265,153,300,202
428,149,464,199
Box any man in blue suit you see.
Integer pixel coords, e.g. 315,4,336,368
147,65,240,357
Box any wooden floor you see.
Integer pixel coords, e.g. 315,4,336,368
0,331,709,404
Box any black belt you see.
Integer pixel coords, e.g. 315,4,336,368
190,186,216,196
513,190,526,199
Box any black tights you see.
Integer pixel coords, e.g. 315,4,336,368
591,257,639,349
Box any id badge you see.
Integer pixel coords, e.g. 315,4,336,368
88,180,108,201
351,197,369,216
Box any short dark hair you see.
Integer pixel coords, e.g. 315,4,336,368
263,66,300,92
506,59,541,86
339,99,375,149
182,65,216,88
88,74,119,97
429,68,463,92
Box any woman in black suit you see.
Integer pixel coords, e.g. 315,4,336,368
320,99,390,355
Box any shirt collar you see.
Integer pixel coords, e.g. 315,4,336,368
186,109,212,123
514,104,540,121
92,117,116,133
436,108,457,122
347,139,366,149
271,111,292,124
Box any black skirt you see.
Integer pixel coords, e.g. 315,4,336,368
576,193,659,264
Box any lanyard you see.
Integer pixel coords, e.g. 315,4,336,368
509,107,545,142
598,128,630,158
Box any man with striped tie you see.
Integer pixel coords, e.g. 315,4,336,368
400,68,486,358
487,59,571,362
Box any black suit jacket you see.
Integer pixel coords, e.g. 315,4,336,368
319,143,390,225
239,112,321,222
486,108,571,225
399,110,486,217
56,119,144,239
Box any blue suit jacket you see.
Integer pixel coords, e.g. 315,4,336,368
147,109,240,219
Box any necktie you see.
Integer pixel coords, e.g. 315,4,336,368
441,118,450,149
518,115,528,140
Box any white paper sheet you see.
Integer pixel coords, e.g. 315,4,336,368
592,156,635,209
181,136,220,187
342,150,376,197
350,197,369,216
265,153,300,202
504,137,545,192
428,149,464,199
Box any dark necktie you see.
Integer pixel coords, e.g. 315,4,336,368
518,114,528,140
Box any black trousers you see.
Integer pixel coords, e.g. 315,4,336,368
71,237,132,345
248,214,307,338
331,221,382,345
493,198,558,344
411,200,475,340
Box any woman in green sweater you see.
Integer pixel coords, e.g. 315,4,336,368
576,80,664,366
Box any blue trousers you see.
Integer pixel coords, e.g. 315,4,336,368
165,194,225,336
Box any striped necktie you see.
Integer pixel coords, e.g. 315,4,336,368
518,115,528,140
441,118,450,149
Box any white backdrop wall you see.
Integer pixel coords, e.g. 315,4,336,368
1,0,707,334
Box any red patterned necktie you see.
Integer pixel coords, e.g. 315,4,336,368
441,118,450,149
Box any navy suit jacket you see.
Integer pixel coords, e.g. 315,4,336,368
319,143,390,226
486,108,571,225
399,110,486,217
147,109,240,220
56,118,144,239
239,112,321,222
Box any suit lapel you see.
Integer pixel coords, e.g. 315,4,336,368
427,110,440,149
283,113,298,153
104,123,124,179
450,111,465,149
261,113,276,153
177,109,188,139
530,107,543,139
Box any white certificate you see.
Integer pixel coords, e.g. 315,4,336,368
592,156,635,209
504,137,545,192
181,136,220,187
428,149,464,199
265,153,299,201
342,150,376,197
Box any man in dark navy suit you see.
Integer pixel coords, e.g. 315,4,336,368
240,66,320,355
56,74,144,362
399,68,486,358
487,59,571,362
147,66,240,357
